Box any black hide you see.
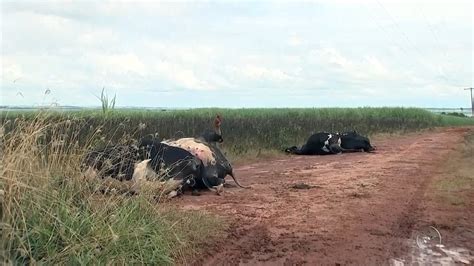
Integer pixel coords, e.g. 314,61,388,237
137,139,204,188
340,131,375,152
82,145,139,181
285,132,342,155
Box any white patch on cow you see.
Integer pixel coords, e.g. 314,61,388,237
324,134,331,146
131,159,162,192
132,159,153,182
162,138,216,166
322,134,331,152
132,160,183,198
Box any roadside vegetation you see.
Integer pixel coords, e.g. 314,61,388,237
96,87,116,115
411,130,474,259
0,113,223,264
3,107,473,158
440,111,469,118
432,132,474,206
1,107,473,264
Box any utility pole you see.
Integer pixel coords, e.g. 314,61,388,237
465,87,474,117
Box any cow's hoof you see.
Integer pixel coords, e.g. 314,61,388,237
214,184,224,195
191,190,201,196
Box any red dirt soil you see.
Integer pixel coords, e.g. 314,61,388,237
173,127,473,265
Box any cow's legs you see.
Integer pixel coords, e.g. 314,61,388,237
212,184,224,195
166,190,179,199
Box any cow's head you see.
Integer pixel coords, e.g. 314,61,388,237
200,115,224,143
201,166,222,186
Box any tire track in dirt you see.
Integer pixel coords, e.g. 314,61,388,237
173,127,471,265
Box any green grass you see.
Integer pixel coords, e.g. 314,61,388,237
1,113,224,264
432,133,474,206
5,185,223,264
2,107,473,159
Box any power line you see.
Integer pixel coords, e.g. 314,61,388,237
361,3,420,71
417,3,448,60
374,0,428,63
372,0,466,88
416,2,465,87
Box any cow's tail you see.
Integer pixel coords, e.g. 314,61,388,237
229,171,251,189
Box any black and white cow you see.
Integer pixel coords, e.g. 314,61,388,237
82,144,139,181
82,140,204,198
285,132,343,155
339,131,375,153
162,115,249,192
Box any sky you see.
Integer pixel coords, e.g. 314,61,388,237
1,0,473,108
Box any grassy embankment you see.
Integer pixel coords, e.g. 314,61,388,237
1,107,473,264
0,113,223,265
432,131,474,206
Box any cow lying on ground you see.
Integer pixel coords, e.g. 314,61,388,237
82,141,205,199
162,115,249,191
82,145,139,181
82,115,247,198
285,132,343,155
285,131,375,155
340,131,375,152
138,137,229,194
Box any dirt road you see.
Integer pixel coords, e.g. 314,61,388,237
174,127,473,265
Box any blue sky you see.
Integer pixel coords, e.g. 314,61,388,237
1,0,472,108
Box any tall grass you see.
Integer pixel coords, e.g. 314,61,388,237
0,112,223,264
97,88,116,115
3,107,472,158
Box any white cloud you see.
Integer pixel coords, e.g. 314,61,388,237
288,36,303,46
2,58,24,82
94,53,148,77
1,0,472,107
235,64,292,82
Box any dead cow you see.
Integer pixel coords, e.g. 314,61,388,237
162,115,249,193
285,132,343,155
82,142,204,199
339,131,375,153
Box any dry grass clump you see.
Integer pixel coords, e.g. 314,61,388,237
432,132,474,206
0,112,223,265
